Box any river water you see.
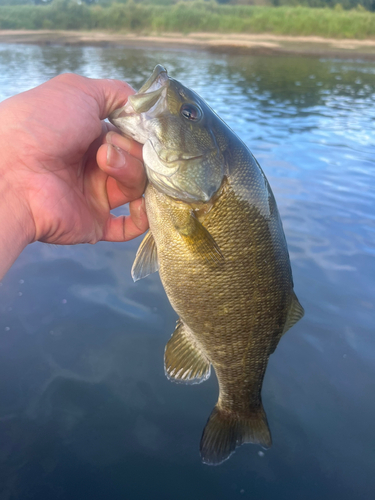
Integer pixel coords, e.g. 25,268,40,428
0,43,374,499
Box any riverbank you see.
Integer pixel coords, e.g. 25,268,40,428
1,30,375,59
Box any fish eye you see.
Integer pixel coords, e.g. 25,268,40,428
180,103,202,121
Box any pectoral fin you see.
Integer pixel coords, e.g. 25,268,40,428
164,321,211,384
131,231,159,282
174,212,224,265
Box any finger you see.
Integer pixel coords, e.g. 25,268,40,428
101,121,119,139
101,198,149,242
87,78,136,120
97,143,147,209
106,131,143,161
49,74,135,122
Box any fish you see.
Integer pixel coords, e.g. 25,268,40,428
109,65,304,465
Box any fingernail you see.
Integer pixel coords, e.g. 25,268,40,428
106,131,132,152
107,144,126,168
140,196,146,214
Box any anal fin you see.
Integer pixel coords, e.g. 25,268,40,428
131,231,159,282
164,321,211,384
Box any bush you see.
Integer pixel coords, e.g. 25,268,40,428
0,1,375,37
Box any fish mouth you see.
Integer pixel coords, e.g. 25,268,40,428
144,139,205,180
138,64,169,94
109,65,169,127
144,141,220,204
150,140,204,169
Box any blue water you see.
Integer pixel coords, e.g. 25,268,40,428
0,44,375,499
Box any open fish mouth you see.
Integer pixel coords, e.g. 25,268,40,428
110,65,169,123
138,64,169,94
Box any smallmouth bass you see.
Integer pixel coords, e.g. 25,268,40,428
110,65,304,465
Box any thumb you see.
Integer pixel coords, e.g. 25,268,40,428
86,77,136,120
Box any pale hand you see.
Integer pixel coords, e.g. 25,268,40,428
0,74,148,278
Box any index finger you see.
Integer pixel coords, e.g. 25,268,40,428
106,131,143,161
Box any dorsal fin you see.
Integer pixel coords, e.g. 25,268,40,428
269,292,304,354
131,231,159,282
282,292,304,334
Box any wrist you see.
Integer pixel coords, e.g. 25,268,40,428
0,173,35,279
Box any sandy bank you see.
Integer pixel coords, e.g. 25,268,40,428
1,30,375,59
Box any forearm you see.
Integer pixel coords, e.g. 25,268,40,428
0,176,34,280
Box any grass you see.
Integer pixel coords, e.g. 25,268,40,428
0,1,374,39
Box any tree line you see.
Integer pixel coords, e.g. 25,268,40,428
0,0,374,11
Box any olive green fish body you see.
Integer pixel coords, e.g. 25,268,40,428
145,134,296,462
109,65,304,465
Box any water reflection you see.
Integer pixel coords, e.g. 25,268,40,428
0,44,375,499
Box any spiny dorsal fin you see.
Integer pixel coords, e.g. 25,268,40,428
164,321,211,385
282,292,305,335
200,404,271,466
175,213,224,265
131,231,159,282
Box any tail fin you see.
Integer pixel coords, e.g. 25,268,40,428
200,404,271,465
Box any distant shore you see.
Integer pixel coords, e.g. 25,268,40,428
1,30,375,60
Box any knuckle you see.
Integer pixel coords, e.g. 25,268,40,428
53,73,82,84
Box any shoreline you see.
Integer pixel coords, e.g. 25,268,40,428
1,30,375,59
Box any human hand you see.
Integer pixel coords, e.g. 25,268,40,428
0,74,148,277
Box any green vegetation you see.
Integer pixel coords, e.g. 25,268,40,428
0,0,375,39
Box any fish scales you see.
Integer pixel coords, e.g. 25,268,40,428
109,64,304,465
146,159,289,405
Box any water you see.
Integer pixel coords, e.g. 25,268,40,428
0,44,374,499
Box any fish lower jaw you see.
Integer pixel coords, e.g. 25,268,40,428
149,181,212,205
157,153,204,164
